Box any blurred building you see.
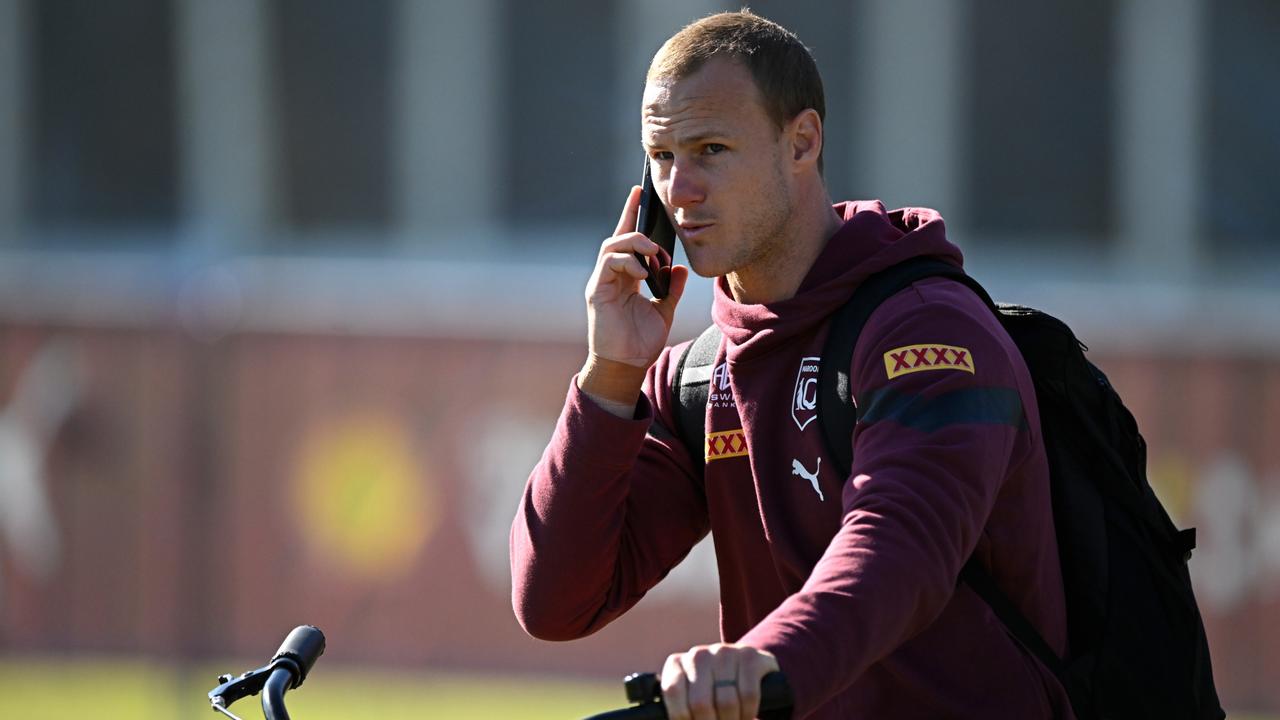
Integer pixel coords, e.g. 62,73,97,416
0,0,1278,714
1,0,1276,341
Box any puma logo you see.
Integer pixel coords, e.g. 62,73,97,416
791,457,824,502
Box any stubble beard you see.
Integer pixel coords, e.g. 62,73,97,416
721,162,794,294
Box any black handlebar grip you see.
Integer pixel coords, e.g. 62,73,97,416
272,625,326,687
758,671,794,719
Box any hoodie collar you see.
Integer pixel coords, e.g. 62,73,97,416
711,200,962,364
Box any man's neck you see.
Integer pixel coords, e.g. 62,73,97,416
726,193,843,305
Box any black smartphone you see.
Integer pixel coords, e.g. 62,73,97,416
635,158,676,298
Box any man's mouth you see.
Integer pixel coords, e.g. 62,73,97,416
677,221,714,240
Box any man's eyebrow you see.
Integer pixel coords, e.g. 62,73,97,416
642,130,730,149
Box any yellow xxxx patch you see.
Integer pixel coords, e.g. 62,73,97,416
706,428,748,461
884,344,974,379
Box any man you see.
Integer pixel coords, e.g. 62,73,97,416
511,11,1073,720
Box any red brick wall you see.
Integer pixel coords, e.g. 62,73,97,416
1,325,1275,708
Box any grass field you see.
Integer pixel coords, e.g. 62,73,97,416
0,657,1273,719
0,658,626,720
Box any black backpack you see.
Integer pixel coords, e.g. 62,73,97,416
671,257,1224,720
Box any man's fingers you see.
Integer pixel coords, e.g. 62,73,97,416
661,654,691,720
713,682,741,720
682,649,716,720
654,264,689,320
600,231,658,258
709,646,741,720
613,185,643,238
735,671,762,720
736,651,780,720
601,252,648,281
661,644,778,720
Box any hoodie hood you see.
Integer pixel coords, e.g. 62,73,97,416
711,200,962,363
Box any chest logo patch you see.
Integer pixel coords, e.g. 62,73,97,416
709,362,735,409
884,344,974,380
791,356,821,430
706,428,748,462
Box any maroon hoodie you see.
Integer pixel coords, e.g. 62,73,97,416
511,201,1075,719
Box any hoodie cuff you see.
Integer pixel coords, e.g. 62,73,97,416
559,375,655,469
737,622,825,720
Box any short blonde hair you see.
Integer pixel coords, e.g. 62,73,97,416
648,10,826,136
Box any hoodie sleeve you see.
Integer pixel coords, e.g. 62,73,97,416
510,345,710,641
738,280,1038,716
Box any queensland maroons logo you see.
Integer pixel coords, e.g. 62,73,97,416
792,356,820,430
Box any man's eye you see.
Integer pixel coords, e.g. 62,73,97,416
704,143,727,155
651,151,674,161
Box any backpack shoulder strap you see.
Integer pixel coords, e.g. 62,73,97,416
817,256,974,477
816,257,1067,679
672,323,722,475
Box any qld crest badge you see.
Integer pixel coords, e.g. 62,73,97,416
791,356,820,430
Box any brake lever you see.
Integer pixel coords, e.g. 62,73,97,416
208,656,304,718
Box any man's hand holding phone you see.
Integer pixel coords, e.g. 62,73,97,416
579,185,689,416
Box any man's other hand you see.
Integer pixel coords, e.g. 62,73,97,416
660,642,780,720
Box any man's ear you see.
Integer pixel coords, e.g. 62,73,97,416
787,109,823,169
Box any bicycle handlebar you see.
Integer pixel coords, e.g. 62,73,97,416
209,625,326,720
583,671,793,720
262,665,298,720
272,625,326,689
210,627,792,720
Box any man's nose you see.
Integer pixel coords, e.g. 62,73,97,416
665,160,705,211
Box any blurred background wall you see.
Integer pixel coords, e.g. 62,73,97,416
0,0,1278,715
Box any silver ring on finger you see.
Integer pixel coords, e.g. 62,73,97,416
713,679,737,689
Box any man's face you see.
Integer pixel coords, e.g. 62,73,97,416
641,57,794,280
